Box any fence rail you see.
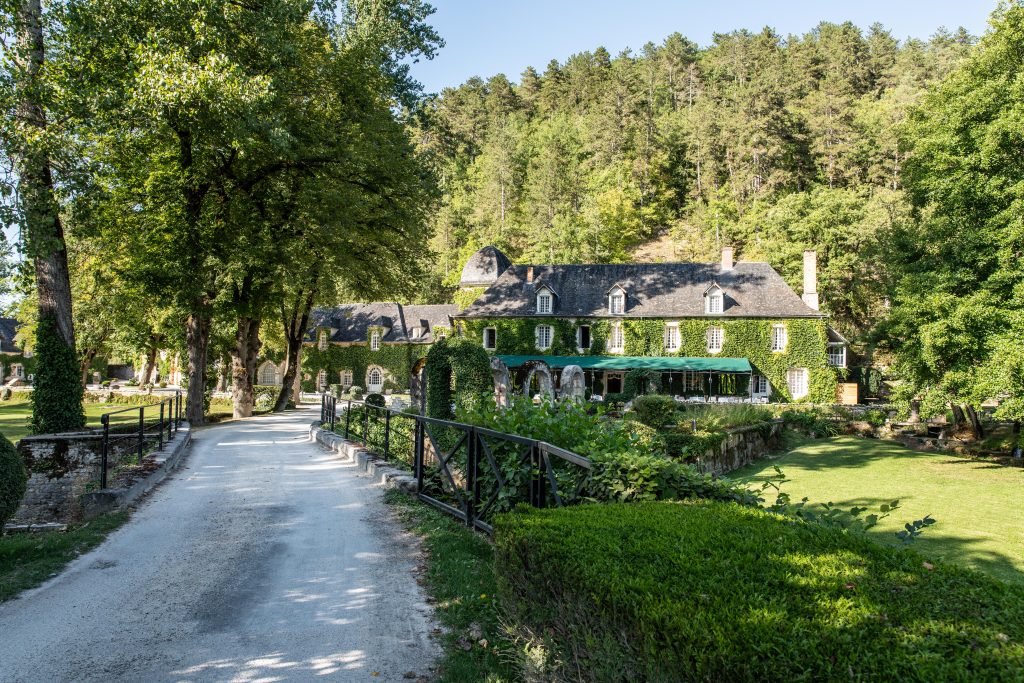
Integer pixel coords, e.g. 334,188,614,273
321,394,592,534
99,391,184,488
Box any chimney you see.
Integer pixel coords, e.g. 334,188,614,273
721,246,734,271
526,265,534,283
802,249,819,311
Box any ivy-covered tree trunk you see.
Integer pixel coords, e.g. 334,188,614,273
32,315,85,434
232,317,261,418
14,0,84,433
184,310,210,425
275,288,315,412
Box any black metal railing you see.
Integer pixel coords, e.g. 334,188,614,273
322,395,592,534
99,392,184,488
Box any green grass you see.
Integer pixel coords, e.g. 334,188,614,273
384,489,515,683
0,511,130,601
734,435,1024,585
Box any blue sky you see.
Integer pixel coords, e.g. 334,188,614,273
407,0,995,94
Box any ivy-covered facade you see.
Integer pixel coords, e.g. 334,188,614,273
455,246,846,404
298,303,456,394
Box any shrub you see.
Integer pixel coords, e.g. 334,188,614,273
863,408,888,428
365,392,386,407
780,407,840,437
31,314,85,434
629,394,678,428
494,501,1024,682
0,434,27,526
680,403,773,431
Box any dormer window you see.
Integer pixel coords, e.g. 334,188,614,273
704,284,725,315
536,288,553,314
608,285,626,315
318,329,328,350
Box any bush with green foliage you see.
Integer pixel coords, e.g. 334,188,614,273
0,434,27,526
779,407,841,437
31,315,85,434
457,397,755,507
494,501,1024,682
628,394,678,428
425,336,492,420
365,392,386,407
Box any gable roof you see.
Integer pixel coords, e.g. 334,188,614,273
0,317,22,353
457,262,823,319
307,303,457,344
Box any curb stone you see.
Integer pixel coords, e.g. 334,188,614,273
309,420,417,494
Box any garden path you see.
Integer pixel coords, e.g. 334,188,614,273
0,406,438,682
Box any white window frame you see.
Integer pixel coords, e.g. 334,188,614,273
317,368,327,390
752,374,769,395
609,323,625,353
609,289,625,315
706,326,723,354
536,290,553,314
664,322,680,352
706,291,724,315
317,329,328,351
367,366,384,391
258,362,278,386
787,367,809,399
535,324,553,351
340,369,353,387
771,324,788,352
576,325,591,352
828,345,847,368
483,327,497,350
370,330,381,351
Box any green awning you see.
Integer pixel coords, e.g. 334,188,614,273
496,355,752,373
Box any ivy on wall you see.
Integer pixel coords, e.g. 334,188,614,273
299,338,428,393
454,287,487,311
459,316,837,403
424,336,492,420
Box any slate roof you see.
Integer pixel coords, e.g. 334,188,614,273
307,303,457,344
457,262,824,319
0,317,22,353
460,246,512,287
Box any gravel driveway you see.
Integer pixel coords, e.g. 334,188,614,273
0,407,439,682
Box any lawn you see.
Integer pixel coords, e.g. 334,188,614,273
734,436,1024,586
0,398,158,444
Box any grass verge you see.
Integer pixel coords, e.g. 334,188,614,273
735,435,1024,585
0,511,130,601
384,489,516,683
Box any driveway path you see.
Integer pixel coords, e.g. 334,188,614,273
0,407,438,682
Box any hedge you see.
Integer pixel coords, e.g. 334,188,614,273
0,434,27,525
494,501,1024,682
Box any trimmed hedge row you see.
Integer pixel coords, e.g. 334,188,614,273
494,501,1024,682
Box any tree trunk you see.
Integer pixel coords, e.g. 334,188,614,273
79,348,98,387
140,342,159,385
275,288,315,412
185,310,210,424
232,316,261,418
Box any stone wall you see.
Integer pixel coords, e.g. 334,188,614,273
12,432,153,524
693,420,784,476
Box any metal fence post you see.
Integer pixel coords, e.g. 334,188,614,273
167,398,173,441
320,394,325,422
138,406,145,461
414,418,424,493
158,402,165,450
344,400,351,439
384,410,391,461
465,427,478,528
363,406,369,446
100,415,110,489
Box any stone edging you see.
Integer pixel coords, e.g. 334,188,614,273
78,424,193,520
309,420,416,494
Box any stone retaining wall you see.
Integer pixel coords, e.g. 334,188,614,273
693,420,784,476
13,431,161,525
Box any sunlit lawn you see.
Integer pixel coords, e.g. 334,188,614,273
734,436,1024,586
0,398,155,444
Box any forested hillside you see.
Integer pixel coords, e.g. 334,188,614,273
416,22,975,339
